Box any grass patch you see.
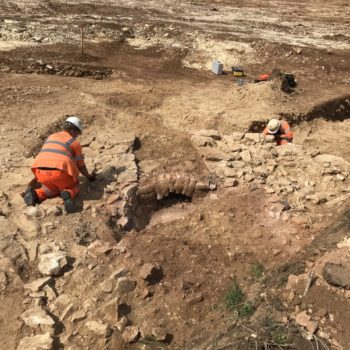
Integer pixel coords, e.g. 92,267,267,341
262,317,290,346
226,280,244,310
271,330,288,345
225,279,255,318
250,261,265,281
238,302,255,318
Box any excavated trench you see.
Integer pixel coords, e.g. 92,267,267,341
248,95,350,132
134,173,212,230
27,117,211,233
135,192,194,229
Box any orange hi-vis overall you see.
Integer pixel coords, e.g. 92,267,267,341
31,131,85,202
263,120,293,145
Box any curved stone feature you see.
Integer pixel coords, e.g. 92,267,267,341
154,174,171,199
184,178,197,197
137,183,155,196
137,173,199,202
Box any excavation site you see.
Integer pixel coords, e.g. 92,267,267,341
1,1,350,349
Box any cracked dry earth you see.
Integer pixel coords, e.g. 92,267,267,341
1,0,350,350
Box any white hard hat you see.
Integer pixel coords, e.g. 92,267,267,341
66,116,83,132
267,119,280,134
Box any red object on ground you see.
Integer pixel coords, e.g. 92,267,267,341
258,73,271,81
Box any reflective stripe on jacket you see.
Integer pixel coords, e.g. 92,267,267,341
32,131,85,181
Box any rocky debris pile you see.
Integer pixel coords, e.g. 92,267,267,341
14,238,161,349
14,243,72,349
79,131,138,229
20,306,55,332
191,129,350,211
0,19,126,46
295,310,318,335
91,130,215,230
0,59,112,80
17,332,53,350
32,240,168,349
122,325,140,343
85,131,137,186
37,250,69,276
140,263,164,284
282,272,345,348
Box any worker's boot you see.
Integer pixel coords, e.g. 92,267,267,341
60,191,75,213
24,187,39,206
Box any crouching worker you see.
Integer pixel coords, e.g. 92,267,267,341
23,116,96,213
262,118,293,145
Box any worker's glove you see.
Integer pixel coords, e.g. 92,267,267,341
87,172,97,182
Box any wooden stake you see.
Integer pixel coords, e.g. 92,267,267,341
303,271,315,297
80,24,84,56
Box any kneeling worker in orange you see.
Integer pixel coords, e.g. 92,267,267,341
262,118,293,145
24,116,95,213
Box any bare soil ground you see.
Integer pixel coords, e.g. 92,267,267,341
0,1,350,350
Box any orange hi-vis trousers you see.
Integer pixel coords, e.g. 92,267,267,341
33,168,79,202
276,138,291,145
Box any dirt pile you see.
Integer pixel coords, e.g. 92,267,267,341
0,58,112,79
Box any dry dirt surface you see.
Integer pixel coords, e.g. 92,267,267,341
1,1,350,349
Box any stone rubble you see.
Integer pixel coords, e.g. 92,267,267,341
60,302,74,321
43,285,57,301
85,320,110,336
111,267,129,280
116,277,137,294
139,263,164,284
151,327,168,342
20,306,55,332
17,333,53,350
84,132,139,229
295,310,318,334
122,326,140,343
187,293,204,305
285,274,307,290
24,277,52,292
190,129,350,212
116,316,129,332
37,251,69,276
101,279,114,293
7,126,350,350
71,310,87,323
